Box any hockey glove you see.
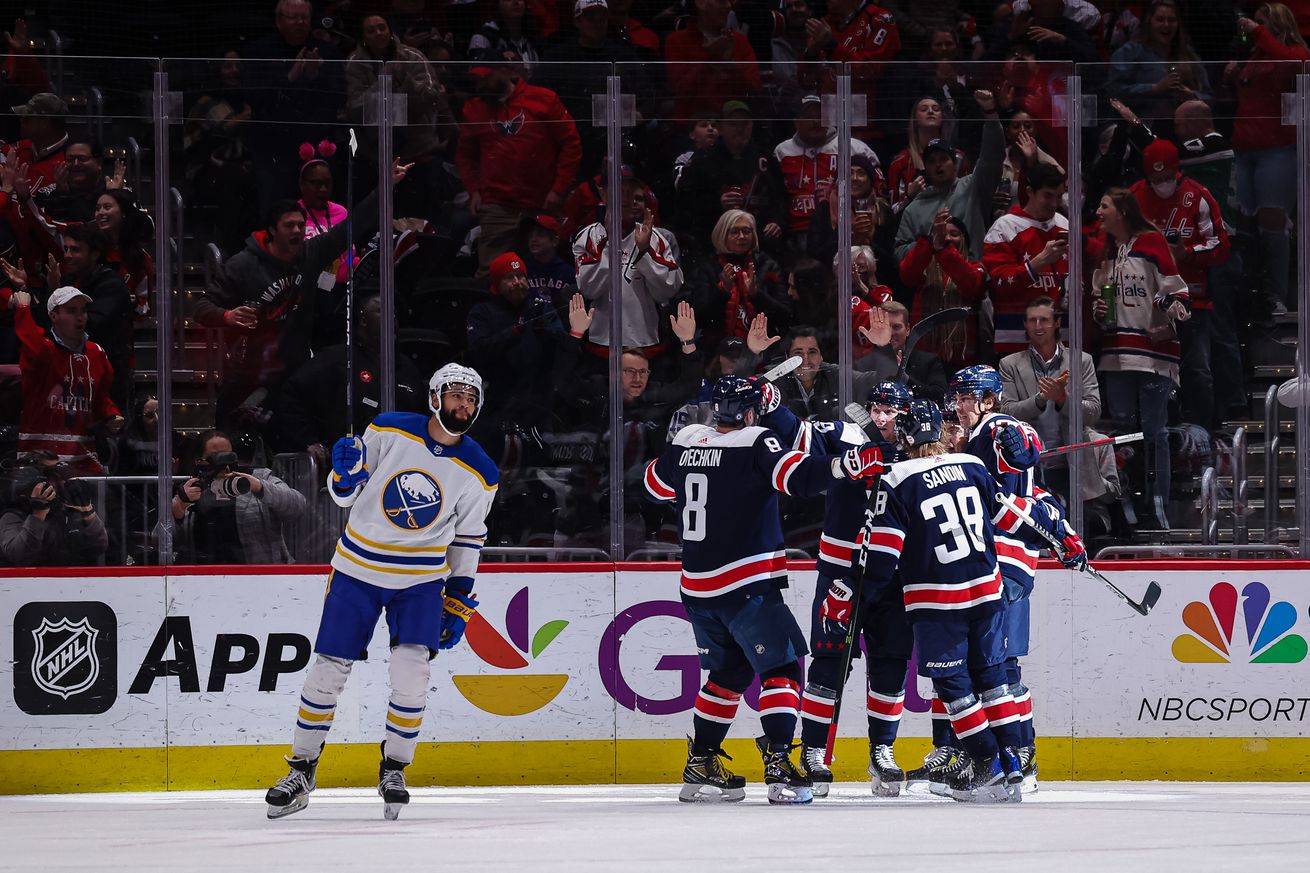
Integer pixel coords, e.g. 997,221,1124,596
438,584,478,651
331,436,368,493
835,445,886,486
1058,520,1088,572
758,380,782,416
819,578,855,636
995,424,1037,469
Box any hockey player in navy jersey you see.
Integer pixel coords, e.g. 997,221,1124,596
644,376,884,804
265,364,498,821
760,381,913,797
862,399,1027,802
948,364,1087,792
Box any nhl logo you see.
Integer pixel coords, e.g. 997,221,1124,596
30,617,100,699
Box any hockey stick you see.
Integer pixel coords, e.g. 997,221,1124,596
1041,432,1144,457
895,306,971,384
820,402,887,765
761,354,802,383
994,490,1161,616
343,129,364,473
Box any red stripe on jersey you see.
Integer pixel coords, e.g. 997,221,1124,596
1104,331,1182,358
929,696,949,717
818,535,856,566
866,528,904,552
1014,689,1033,721
644,459,675,500
982,696,1022,727
866,691,905,721
994,497,1033,533
759,677,801,715
681,553,787,596
773,451,805,494
903,571,1003,609
800,692,835,722
995,538,1039,572
949,702,990,739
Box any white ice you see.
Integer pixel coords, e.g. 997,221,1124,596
6,782,1310,872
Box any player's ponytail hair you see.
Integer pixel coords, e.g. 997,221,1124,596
907,439,948,458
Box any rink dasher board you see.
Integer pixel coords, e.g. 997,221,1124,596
1,561,1309,793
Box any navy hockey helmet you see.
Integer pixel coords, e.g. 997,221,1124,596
711,375,764,425
898,399,944,447
949,364,1003,402
867,380,912,413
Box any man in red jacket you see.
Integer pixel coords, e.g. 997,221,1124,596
1131,139,1231,429
6,92,68,199
663,0,762,123
455,49,582,277
10,285,123,474
982,162,1068,357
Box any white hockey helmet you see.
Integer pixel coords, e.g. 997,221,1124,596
429,363,484,434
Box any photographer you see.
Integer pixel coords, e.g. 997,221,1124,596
168,431,306,564
0,451,108,567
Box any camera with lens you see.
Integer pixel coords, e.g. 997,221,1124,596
1,454,89,511
194,451,252,501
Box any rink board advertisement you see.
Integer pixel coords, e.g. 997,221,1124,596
2,563,1310,792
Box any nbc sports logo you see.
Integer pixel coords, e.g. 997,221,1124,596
1172,581,1307,664
453,586,569,716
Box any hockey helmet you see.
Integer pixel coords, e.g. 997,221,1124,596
898,399,944,447
949,364,1003,403
867,380,912,413
429,363,484,435
711,375,763,425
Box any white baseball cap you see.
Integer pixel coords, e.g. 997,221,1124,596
575,0,608,14
47,286,92,314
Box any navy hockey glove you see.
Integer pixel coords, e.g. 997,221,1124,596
1058,520,1088,572
819,578,855,635
439,584,478,651
995,424,1036,469
331,436,368,493
836,445,886,486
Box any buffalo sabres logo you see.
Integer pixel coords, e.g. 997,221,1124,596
497,111,526,136
30,617,100,700
381,469,443,530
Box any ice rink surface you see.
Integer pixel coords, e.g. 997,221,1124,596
6,782,1310,872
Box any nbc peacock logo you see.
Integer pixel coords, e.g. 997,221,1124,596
1172,581,1307,664
452,586,570,716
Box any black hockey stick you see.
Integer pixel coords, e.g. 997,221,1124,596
821,403,888,764
894,306,971,384
995,490,1161,616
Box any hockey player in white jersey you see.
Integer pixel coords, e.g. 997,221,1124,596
265,364,498,820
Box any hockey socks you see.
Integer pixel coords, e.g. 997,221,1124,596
928,692,961,749
382,644,432,764
692,681,741,753
758,675,802,748
292,655,353,759
866,658,907,747
979,685,1024,750
943,694,998,760
799,682,837,749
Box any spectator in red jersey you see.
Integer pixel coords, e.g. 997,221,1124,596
455,48,582,276
898,208,986,369
1091,187,1190,530
8,285,124,474
95,189,155,319
803,0,902,107
663,0,762,123
6,92,67,200
886,95,968,217
983,162,1069,358
1130,139,1230,429
1228,6,1310,313
684,209,791,349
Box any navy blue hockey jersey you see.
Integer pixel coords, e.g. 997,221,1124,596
863,453,1008,615
645,423,838,603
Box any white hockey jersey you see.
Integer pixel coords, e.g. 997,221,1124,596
328,412,499,590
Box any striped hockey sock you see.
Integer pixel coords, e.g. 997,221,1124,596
382,701,424,763
758,676,802,748
944,694,997,760
865,689,905,747
979,685,1023,749
692,681,741,753
799,683,836,748
929,692,959,749
292,694,336,759
1013,684,1035,746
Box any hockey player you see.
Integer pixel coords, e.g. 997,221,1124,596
265,364,498,820
644,376,884,804
861,399,1026,802
945,364,1086,793
762,381,912,798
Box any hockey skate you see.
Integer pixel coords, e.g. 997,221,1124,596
755,736,813,805
798,745,833,798
1019,745,1039,794
904,746,954,793
378,754,410,820
948,749,1023,803
868,744,903,797
265,756,317,819
679,737,746,802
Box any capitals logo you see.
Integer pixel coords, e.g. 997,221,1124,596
381,469,443,530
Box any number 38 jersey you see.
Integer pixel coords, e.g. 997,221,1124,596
862,453,1009,616
644,423,837,605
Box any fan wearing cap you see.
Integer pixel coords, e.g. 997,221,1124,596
8,92,70,199
663,0,763,123
574,166,683,351
1129,137,1230,428
894,89,1006,263
523,213,575,305
455,47,582,278
8,285,123,474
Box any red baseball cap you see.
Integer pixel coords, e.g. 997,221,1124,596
490,251,527,291
530,214,561,236
1142,139,1179,174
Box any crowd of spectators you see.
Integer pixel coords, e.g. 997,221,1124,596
2,0,1310,564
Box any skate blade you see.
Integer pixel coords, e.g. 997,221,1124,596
811,781,830,798
766,783,813,805
870,776,902,797
383,801,407,820
1021,775,1039,794
679,783,746,803
928,781,951,797
266,796,308,819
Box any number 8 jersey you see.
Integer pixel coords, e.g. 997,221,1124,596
862,453,1007,615
644,423,838,605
